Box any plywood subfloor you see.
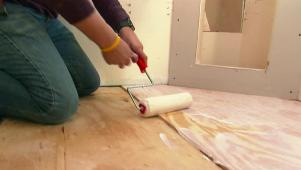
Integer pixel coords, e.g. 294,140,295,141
130,85,301,170
0,87,220,170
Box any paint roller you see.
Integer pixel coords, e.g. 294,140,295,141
138,92,193,117
127,56,193,117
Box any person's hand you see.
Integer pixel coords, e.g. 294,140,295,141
73,11,139,69
102,38,138,69
119,27,148,64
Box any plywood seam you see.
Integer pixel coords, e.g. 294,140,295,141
62,126,67,170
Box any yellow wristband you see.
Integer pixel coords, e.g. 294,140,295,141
101,36,121,53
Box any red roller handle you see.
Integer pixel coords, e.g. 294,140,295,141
136,56,147,73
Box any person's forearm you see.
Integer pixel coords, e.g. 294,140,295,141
73,10,117,49
92,0,129,32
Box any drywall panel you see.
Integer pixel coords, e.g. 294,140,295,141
197,32,242,67
61,0,172,86
198,0,276,69
239,0,277,68
169,0,301,99
205,0,244,32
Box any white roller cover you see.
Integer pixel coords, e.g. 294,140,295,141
139,92,193,117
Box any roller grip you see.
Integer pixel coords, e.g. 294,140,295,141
137,56,147,73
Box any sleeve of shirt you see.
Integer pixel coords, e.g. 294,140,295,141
92,0,130,32
51,0,95,24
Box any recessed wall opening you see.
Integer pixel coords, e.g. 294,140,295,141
197,0,277,69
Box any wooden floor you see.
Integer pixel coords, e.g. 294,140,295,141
0,87,220,170
130,85,301,170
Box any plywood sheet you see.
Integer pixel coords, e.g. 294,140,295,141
0,121,65,170
130,85,301,170
0,88,219,170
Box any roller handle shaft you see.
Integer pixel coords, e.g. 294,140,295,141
136,56,147,73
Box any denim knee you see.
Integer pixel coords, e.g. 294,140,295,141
40,89,79,125
77,72,100,97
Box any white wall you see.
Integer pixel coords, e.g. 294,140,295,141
63,0,172,86
198,32,242,67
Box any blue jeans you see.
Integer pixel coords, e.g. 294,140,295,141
0,2,100,124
